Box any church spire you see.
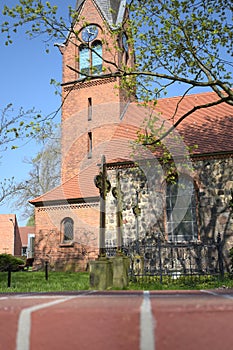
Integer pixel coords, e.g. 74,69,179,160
75,0,126,28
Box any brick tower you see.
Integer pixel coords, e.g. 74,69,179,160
59,0,135,183
30,0,136,271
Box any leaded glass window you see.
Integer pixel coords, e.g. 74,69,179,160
79,41,102,78
166,176,198,242
92,41,102,74
79,45,90,77
61,218,74,242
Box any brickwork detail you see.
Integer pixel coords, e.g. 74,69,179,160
63,77,117,92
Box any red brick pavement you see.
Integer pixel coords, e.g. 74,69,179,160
0,290,233,350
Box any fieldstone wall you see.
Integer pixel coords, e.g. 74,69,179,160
194,156,233,259
105,156,233,269
105,166,165,246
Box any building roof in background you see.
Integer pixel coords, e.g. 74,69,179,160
19,227,35,247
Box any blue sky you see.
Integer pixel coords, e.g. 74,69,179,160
0,1,75,225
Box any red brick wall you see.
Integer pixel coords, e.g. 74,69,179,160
0,215,22,256
33,203,99,270
60,0,134,182
14,221,22,256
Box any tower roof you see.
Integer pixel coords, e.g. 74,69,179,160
75,0,126,28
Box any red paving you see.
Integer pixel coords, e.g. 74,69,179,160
0,290,233,350
150,292,233,350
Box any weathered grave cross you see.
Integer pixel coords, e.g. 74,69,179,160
94,155,111,257
112,171,123,252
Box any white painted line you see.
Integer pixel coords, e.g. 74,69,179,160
201,289,233,300
16,297,75,350
140,291,155,350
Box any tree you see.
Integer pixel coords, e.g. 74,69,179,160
0,104,44,205
10,123,61,219
1,0,233,142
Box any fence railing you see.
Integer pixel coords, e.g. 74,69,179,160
106,234,224,281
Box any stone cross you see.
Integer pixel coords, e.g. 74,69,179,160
112,171,123,252
133,190,141,254
94,155,111,257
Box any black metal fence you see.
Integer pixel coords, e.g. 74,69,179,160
106,233,224,282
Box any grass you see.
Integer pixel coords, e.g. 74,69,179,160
0,271,90,293
0,271,233,293
128,274,233,290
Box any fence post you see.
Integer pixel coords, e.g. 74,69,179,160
217,233,224,280
45,261,49,281
158,232,163,284
7,267,11,288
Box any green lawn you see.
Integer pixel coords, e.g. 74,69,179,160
0,271,232,293
0,271,90,293
128,274,233,290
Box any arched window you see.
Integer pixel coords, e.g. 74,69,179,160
79,41,102,78
92,41,102,75
79,44,90,77
166,176,198,242
61,218,74,242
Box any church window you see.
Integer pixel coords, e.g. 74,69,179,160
61,217,74,242
79,41,102,78
92,41,102,74
166,176,198,242
79,44,90,77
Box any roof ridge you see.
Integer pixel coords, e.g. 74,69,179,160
156,90,225,102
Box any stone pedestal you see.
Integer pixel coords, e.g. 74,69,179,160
112,255,130,289
89,258,113,290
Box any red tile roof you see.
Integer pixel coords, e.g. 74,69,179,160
30,165,99,205
19,226,35,246
154,91,233,154
30,91,233,205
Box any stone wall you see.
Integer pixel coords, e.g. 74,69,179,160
105,166,165,246
105,155,233,268
194,156,233,258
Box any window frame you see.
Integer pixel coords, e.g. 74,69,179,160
78,40,102,78
60,217,74,244
165,175,199,243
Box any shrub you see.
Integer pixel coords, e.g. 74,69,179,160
0,254,24,272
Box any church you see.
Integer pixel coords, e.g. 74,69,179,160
30,0,233,272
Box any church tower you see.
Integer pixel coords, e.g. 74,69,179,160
59,0,135,183
30,0,136,272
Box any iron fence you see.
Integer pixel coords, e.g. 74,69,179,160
106,233,224,282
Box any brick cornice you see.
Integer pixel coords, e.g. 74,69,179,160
37,201,99,212
63,77,117,92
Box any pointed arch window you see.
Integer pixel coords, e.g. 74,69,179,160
92,41,102,75
79,41,102,78
166,176,198,242
79,44,90,77
61,217,74,242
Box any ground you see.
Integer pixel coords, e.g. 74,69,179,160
1,289,233,350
